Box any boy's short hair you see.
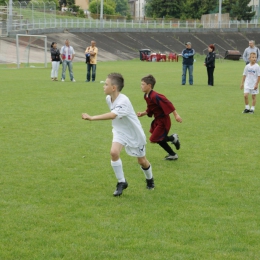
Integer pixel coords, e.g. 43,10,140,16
250,52,257,57
107,73,124,91
141,74,156,89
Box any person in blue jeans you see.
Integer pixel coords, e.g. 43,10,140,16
60,39,76,82
179,42,195,85
85,41,98,82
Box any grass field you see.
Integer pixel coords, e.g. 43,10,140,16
1,57,259,260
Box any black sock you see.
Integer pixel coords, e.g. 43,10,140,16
164,135,175,142
157,140,175,155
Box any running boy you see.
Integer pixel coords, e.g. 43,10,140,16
240,52,260,113
137,74,182,160
82,73,154,196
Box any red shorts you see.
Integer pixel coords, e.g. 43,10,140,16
149,116,171,143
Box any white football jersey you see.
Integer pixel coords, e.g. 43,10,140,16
243,63,260,89
106,94,147,147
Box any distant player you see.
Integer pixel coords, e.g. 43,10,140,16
137,74,182,160
240,52,260,114
82,73,154,196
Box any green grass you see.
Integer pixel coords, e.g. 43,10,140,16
1,57,260,259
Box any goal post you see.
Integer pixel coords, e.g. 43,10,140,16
16,34,47,69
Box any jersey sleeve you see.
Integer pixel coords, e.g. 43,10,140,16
257,65,260,76
243,66,248,76
151,92,175,115
106,95,128,118
111,103,128,118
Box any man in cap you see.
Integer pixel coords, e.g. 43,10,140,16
179,42,195,85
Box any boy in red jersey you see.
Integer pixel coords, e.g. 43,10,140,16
137,74,182,160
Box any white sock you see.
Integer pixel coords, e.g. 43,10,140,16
111,159,125,183
246,105,250,109
251,106,255,111
141,164,153,180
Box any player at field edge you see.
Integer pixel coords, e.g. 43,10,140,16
137,74,182,161
240,52,260,114
82,73,154,196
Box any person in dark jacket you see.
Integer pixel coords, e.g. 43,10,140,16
50,42,61,81
179,42,195,85
204,44,216,86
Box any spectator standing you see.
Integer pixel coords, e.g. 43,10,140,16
50,42,61,81
243,40,260,65
204,44,216,86
179,42,195,85
240,52,260,114
85,41,98,82
60,39,76,82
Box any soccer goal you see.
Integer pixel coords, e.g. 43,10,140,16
16,34,47,69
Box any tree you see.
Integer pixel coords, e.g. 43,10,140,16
222,0,236,14
231,0,255,22
145,0,218,19
88,0,129,17
222,0,255,21
195,0,216,18
145,0,183,19
115,0,129,16
89,0,115,15
181,0,217,19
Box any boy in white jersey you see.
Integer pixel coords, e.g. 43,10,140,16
82,73,154,196
240,52,260,113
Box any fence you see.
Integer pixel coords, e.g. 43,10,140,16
6,18,260,32
1,1,56,36
6,1,56,20
2,1,260,37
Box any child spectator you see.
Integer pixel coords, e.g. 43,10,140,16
240,52,260,113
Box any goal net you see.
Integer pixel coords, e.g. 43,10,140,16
16,34,47,69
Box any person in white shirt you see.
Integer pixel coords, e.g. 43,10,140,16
240,52,260,113
242,40,260,65
82,73,154,196
60,39,76,82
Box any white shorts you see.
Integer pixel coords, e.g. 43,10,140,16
244,88,259,95
113,135,146,157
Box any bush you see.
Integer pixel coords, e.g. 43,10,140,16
77,9,85,18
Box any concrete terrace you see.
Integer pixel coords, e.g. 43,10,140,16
3,28,260,62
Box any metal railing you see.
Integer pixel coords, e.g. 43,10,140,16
1,1,56,36
2,2,260,37
7,18,260,31
5,1,56,20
